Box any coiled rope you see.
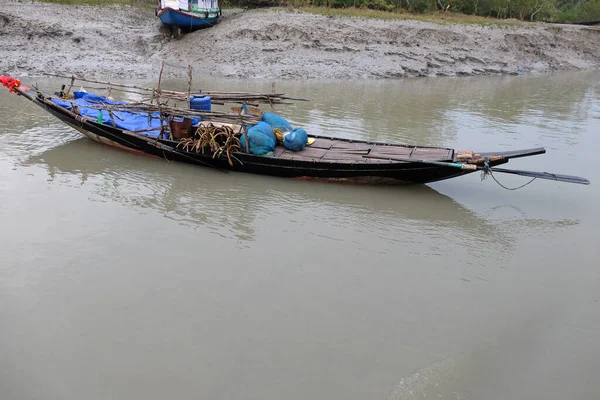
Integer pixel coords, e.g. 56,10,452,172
481,156,536,190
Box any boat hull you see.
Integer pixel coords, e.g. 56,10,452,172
12,85,522,185
157,7,220,32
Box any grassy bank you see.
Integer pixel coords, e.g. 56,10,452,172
38,0,155,6
298,6,525,25
37,0,600,25
33,0,525,25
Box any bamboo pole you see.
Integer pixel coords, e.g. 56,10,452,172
71,102,259,126
65,75,75,96
187,64,192,110
108,110,116,127
156,62,167,139
42,72,309,103
44,72,166,94
242,120,250,154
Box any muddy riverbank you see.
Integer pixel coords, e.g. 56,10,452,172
1,2,600,80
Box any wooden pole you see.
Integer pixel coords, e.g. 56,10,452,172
156,62,167,139
42,72,309,103
66,75,75,96
243,122,250,154
187,64,193,110
61,102,259,126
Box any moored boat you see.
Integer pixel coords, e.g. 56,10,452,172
0,74,590,187
156,0,221,37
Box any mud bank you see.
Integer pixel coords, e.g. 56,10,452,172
2,2,600,80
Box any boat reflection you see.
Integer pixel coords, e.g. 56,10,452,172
22,138,556,252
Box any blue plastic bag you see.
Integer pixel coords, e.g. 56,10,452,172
240,123,277,155
283,128,308,152
261,112,293,132
253,121,277,144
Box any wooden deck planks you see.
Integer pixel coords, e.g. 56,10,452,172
309,138,337,150
278,147,328,160
296,147,329,158
321,151,366,161
369,145,414,157
331,142,374,151
272,140,452,164
273,146,286,158
410,148,453,161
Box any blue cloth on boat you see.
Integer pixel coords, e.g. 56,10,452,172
261,112,293,132
283,128,308,152
253,121,277,144
50,92,167,138
240,122,276,155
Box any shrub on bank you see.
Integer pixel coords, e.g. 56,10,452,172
225,0,600,22
39,0,600,23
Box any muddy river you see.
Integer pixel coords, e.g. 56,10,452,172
1,71,599,400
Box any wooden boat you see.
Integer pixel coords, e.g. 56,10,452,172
156,0,221,37
1,74,590,187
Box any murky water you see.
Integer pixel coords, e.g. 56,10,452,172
1,71,598,400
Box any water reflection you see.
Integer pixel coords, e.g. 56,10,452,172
23,133,583,255
24,138,512,249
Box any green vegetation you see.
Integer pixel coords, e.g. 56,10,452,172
231,0,600,23
38,0,600,23
38,0,155,6
297,6,525,24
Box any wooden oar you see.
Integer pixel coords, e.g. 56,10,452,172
363,156,590,185
479,166,590,185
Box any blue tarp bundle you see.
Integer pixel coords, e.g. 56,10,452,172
50,91,166,138
253,121,278,144
240,121,277,155
261,112,293,132
283,128,308,152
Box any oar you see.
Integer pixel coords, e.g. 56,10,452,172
362,156,590,185
480,166,590,185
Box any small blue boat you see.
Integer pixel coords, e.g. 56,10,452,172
156,0,221,36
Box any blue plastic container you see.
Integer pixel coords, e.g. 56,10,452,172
190,95,211,111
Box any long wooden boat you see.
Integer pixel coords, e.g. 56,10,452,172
1,75,590,186
156,0,221,37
